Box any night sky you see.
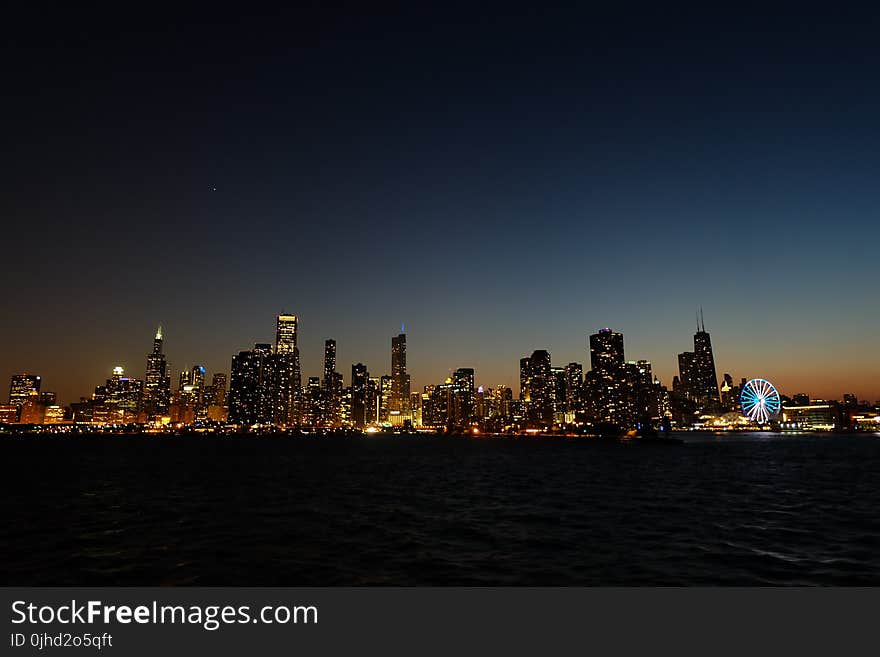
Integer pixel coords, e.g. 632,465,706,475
3,4,879,404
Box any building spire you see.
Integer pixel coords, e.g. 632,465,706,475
700,306,705,332
156,324,163,341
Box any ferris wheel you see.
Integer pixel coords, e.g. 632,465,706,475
740,378,781,425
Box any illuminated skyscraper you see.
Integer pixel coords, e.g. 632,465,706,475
409,391,423,426
586,328,633,428
275,314,298,354
451,367,475,426
426,379,454,428
8,374,41,408
520,350,553,427
390,330,411,414
191,365,206,391
272,314,301,426
142,325,171,418
211,373,228,407
564,362,583,420
205,372,228,421
305,376,322,426
367,377,380,425
589,329,624,372
551,366,567,421
93,366,143,422
181,365,207,422
379,374,393,422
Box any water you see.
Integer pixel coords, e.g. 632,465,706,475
1,432,879,585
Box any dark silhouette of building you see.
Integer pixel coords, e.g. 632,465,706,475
630,359,669,428
720,372,741,411
322,339,342,426
691,311,720,412
676,351,695,401
351,363,370,429
390,330,411,415
228,344,273,425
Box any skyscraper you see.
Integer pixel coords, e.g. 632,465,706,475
351,363,370,429
367,377,380,425
426,379,454,428
676,351,695,400
390,330,411,415
211,373,228,407
142,325,171,418
322,339,341,426
178,369,191,392
275,314,298,354
207,372,228,421
272,314,301,426
228,344,273,426
564,362,583,421
8,374,41,408
322,339,336,389
191,365,206,391
379,374,393,422
631,359,664,427
691,312,720,412
589,328,624,372
520,350,554,427
305,376,322,426
551,366,567,420
451,367,475,427
519,357,532,402
586,328,633,428
95,366,143,421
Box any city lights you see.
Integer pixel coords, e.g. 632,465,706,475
2,313,878,435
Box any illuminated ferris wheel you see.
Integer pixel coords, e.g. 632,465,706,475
740,378,781,425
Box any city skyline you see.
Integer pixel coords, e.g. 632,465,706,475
3,310,878,409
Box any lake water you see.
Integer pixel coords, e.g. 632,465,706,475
1,432,878,585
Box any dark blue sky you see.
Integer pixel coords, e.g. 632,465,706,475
3,4,879,403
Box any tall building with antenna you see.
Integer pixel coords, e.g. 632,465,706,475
691,309,720,412
142,325,171,418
